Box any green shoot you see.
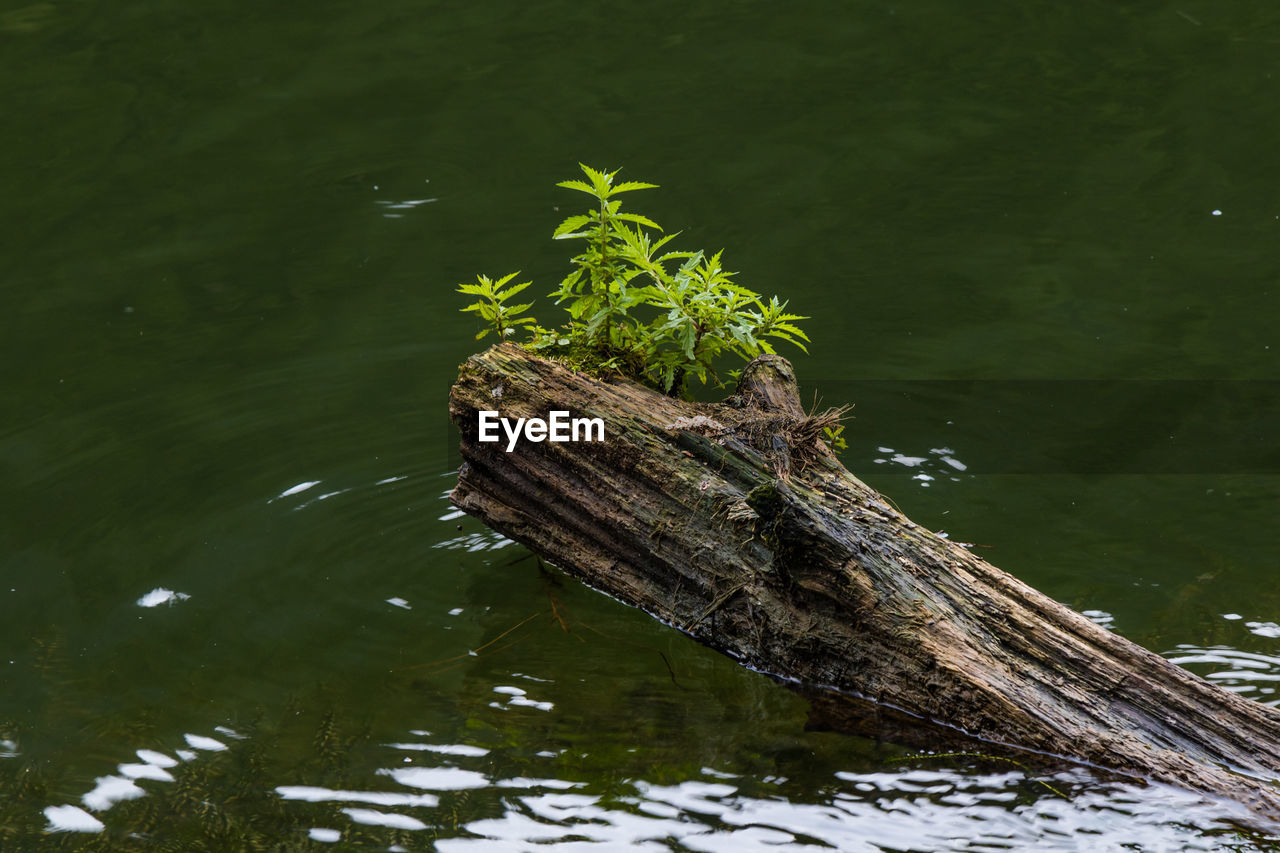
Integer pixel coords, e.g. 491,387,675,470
457,272,537,341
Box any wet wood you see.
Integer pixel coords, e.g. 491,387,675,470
449,342,1280,830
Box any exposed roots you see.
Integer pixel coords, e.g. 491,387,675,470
707,403,852,474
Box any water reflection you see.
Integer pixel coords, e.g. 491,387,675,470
43,805,104,834
135,587,191,608
9,471,1277,850
41,726,245,834
266,681,1277,851
1166,644,1280,705
871,444,969,488
23,664,1280,850
491,684,555,712
276,786,439,807
374,196,439,219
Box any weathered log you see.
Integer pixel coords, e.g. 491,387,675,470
449,343,1280,829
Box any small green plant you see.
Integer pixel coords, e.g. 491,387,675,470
823,422,848,453
456,272,536,341
458,165,810,396
549,165,668,352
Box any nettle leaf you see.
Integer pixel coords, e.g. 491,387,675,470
657,252,694,268
497,280,532,300
772,322,810,340
679,323,697,360
614,212,662,230
577,163,612,189
553,214,592,238
766,332,808,353
556,179,597,196
585,307,612,336
609,180,659,195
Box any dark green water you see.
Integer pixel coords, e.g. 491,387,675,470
3,1,1278,849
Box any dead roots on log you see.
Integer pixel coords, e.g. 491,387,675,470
449,342,1280,830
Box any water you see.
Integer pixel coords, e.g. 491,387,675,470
3,0,1279,849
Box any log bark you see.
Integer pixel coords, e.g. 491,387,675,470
449,342,1280,829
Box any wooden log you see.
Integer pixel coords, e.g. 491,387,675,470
448,342,1280,829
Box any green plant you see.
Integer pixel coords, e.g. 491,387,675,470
823,422,848,453
458,165,810,396
456,272,537,341
549,165,668,352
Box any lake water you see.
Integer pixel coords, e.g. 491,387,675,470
3,1,1278,849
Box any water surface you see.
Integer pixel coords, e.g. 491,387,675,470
2,1,1278,849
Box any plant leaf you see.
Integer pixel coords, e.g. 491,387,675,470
609,181,659,195
552,214,592,237
614,212,662,230
555,179,597,196
498,280,532,299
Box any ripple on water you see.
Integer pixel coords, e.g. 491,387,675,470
427,767,1259,852
36,712,1277,850
1166,643,1280,704
870,444,970,488
40,725,246,834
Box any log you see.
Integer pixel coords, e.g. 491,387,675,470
448,342,1280,829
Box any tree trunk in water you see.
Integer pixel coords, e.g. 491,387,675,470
448,343,1280,830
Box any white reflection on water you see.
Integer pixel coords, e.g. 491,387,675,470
1166,643,1280,704
135,587,191,608
271,471,413,512
118,762,174,781
276,786,439,807
41,725,242,834
34,663,1280,849
54,713,1274,849
871,445,969,488
135,748,178,767
495,777,583,790
82,775,145,811
271,480,320,501
1247,621,1280,639
378,766,489,790
1081,608,1116,628
43,804,105,834
432,530,517,552
183,732,227,751
375,197,439,219
385,741,489,756
491,684,554,711
421,768,1258,853
341,806,429,830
